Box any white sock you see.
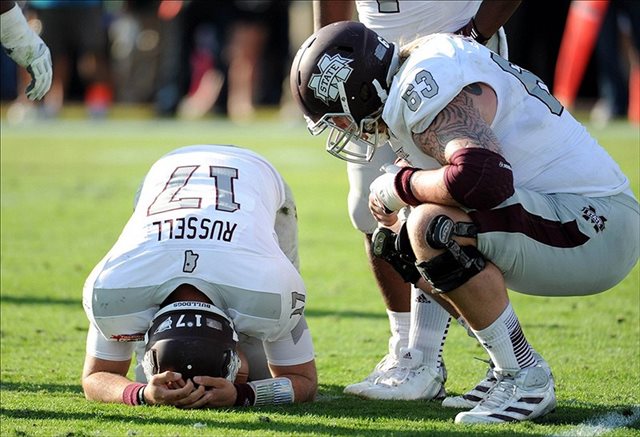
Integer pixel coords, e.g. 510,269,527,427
407,286,451,370
471,302,536,377
387,309,410,358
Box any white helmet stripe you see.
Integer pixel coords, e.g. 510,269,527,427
338,81,351,114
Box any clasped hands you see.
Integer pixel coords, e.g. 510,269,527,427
143,371,238,409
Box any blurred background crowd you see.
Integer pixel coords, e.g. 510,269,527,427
1,0,638,126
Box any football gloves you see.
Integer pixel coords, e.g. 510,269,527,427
1,3,52,100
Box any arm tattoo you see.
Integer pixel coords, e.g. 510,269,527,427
411,85,501,165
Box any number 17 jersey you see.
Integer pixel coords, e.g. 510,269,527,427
83,145,307,346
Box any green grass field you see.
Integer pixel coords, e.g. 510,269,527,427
1,114,639,436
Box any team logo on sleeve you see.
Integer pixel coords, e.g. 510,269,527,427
309,54,353,105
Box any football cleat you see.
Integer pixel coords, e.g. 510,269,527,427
443,352,551,409
442,363,497,408
454,364,556,424
355,347,447,400
343,353,400,396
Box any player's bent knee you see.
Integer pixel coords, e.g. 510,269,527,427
370,224,421,284
413,214,486,293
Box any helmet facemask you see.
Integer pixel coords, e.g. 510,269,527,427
306,110,387,163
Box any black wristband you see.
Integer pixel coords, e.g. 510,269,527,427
234,383,256,407
469,18,490,45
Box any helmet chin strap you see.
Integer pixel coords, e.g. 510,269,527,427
372,79,388,103
386,44,401,86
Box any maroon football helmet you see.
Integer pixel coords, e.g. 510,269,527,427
290,21,398,163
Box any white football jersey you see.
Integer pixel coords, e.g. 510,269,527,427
355,0,480,44
383,34,630,197
84,145,312,365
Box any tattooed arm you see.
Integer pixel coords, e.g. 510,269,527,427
405,83,502,206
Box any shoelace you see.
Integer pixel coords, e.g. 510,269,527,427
366,355,399,382
374,365,412,386
478,377,516,410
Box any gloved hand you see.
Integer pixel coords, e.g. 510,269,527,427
1,4,53,100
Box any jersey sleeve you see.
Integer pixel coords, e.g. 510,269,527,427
85,322,137,361
384,34,466,144
263,316,315,366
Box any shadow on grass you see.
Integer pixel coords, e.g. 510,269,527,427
1,382,82,394
2,383,638,436
304,308,387,319
0,294,79,306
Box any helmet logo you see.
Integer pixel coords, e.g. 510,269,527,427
308,54,353,105
154,316,173,334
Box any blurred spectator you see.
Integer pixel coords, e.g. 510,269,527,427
108,0,185,116
0,50,18,101
178,0,290,121
590,0,640,126
553,0,639,126
27,0,111,117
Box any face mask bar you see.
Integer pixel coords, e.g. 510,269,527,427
306,112,384,164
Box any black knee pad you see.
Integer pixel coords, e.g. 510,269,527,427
416,245,485,292
371,225,420,284
416,214,485,292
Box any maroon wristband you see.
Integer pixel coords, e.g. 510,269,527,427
123,382,146,406
393,167,421,206
234,383,256,407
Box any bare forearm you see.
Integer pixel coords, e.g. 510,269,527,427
82,371,135,403
474,0,521,37
313,0,354,31
270,361,318,403
409,167,460,207
285,374,317,403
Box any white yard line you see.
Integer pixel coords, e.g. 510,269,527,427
552,406,640,436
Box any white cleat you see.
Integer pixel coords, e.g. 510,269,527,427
442,365,497,409
454,364,556,424
443,352,552,409
343,353,400,396
355,347,446,401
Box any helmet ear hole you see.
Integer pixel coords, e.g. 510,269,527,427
359,83,373,102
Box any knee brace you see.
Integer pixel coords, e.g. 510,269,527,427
416,215,485,293
371,224,421,284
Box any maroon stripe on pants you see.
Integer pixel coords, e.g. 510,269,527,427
469,204,589,248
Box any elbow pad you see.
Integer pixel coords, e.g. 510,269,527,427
443,148,514,209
